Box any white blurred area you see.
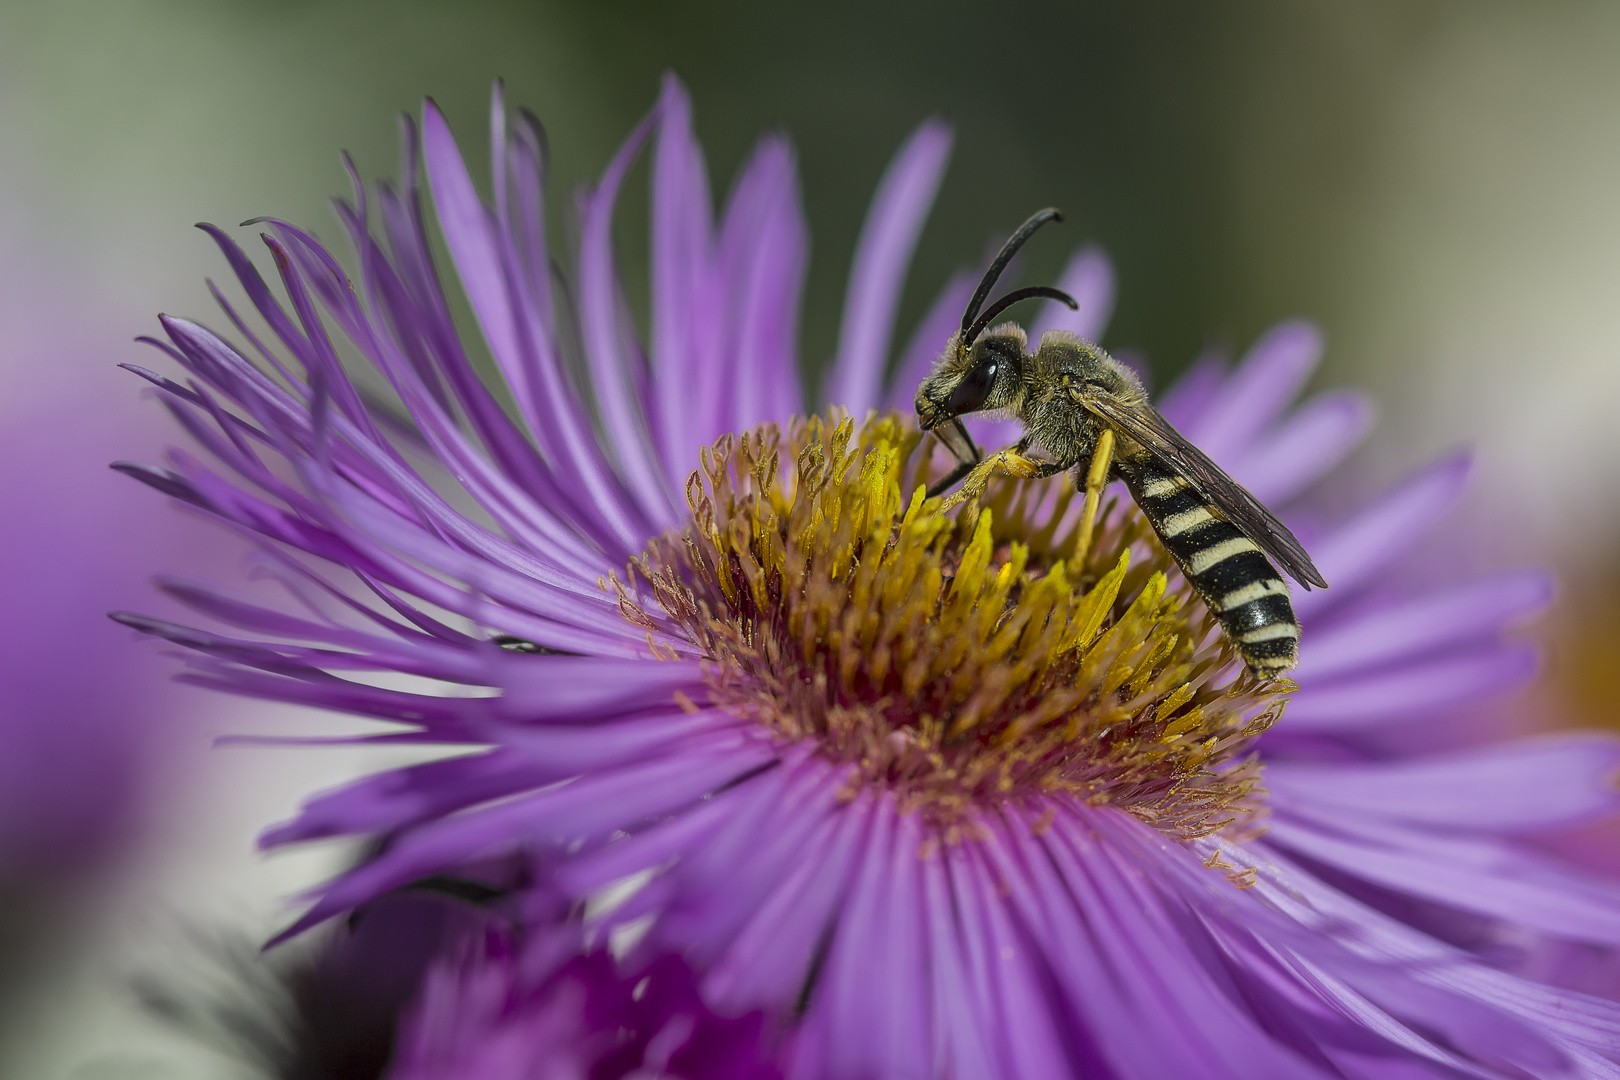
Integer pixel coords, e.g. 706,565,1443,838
0,734,417,1080
1207,3,1620,744
1218,4,1620,574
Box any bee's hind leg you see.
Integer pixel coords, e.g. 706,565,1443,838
1072,428,1116,567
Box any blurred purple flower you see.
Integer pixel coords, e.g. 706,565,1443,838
392,925,781,1080
0,396,178,874
117,76,1620,1078
0,230,208,885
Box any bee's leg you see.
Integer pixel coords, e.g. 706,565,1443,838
926,418,984,498
1008,434,1066,481
926,460,979,500
1072,428,1116,567
938,446,1061,510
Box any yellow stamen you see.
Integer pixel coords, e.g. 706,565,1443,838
625,411,1291,842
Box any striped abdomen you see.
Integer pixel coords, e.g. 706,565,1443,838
1115,448,1299,679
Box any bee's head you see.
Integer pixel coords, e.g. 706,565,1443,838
913,207,1078,431
915,325,1027,430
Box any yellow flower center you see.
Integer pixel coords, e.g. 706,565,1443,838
617,412,1290,844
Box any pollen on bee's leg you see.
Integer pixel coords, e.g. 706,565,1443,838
632,410,1292,848
938,447,1047,511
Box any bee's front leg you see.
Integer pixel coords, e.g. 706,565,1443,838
926,418,984,498
937,445,1066,510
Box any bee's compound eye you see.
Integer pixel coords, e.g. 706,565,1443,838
944,360,998,416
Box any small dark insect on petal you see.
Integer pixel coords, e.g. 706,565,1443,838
493,635,551,654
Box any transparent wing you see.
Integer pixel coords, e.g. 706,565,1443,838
1077,391,1329,590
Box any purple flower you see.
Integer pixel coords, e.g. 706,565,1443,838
0,395,176,875
392,924,782,1080
0,256,210,884
118,76,1620,1078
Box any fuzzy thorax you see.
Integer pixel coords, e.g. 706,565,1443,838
618,412,1290,844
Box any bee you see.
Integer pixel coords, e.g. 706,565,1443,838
914,208,1328,679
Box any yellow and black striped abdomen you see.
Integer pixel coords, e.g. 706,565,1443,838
1116,450,1299,679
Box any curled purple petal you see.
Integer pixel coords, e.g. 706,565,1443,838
715,135,808,438
574,96,678,527
650,73,716,474
883,268,975,415
1028,245,1115,343
824,120,952,413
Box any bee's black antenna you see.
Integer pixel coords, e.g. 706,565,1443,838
959,207,1064,340
964,286,1078,345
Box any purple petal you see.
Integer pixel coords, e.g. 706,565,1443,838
650,74,715,477
916,853,1001,1078
650,755,846,965
1017,808,1328,1079
715,135,807,438
1184,321,1323,463
1229,842,1620,1069
1165,834,1574,1078
1267,815,1620,945
1155,352,1227,429
270,215,590,555
504,109,556,332
490,657,706,721
1432,962,1620,1060
1028,246,1115,343
1298,571,1553,681
560,794,734,904
491,710,740,770
824,120,952,413
801,798,932,1079
193,223,314,383
948,840,1076,1080
1294,453,1474,617
703,791,870,1016
1233,391,1375,506
262,749,553,844
576,93,678,526
417,105,537,436
419,102,648,552
1287,642,1541,729
153,577,483,678
883,269,975,413
275,734,777,939
964,416,1028,454
1269,735,1620,833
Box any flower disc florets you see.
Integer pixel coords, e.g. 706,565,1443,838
622,411,1288,845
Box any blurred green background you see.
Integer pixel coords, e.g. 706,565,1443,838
9,0,1620,548
4,0,1591,394
6,1,1620,1076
